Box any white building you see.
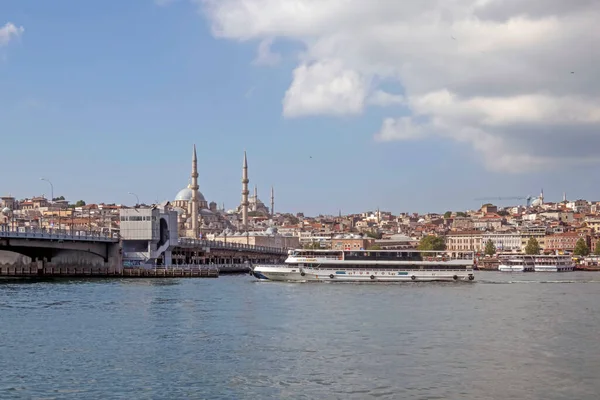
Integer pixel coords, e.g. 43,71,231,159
482,232,522,252
120,205,179,268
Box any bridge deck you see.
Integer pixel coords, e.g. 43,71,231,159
177,238,288,254
0,229,119,243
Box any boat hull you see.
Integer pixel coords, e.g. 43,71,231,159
498,265,534,272
252,265,474,282
534,266,574,272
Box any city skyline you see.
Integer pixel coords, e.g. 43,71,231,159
1,1,599,215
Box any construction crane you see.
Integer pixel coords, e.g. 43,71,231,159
474,196,533,207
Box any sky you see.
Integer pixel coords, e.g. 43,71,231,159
1,0,599,215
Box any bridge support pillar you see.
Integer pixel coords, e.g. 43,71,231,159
105,243,122,272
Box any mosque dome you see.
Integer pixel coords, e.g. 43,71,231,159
174,185,206,203
265,227,278,235
1,207,11,215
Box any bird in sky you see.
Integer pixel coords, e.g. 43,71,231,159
451,35,456,40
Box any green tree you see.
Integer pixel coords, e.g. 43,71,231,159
524,237,541,255
417,235,446,251
456,212,467,217
74,200,86,207
365,230,382,239
52,196,65,201
593,240,600,256
368,244,382,250
573,238,590,257
443,211,452,219
484,239,496,256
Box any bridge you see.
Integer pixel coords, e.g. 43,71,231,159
170,238,287,272
0,228,121,270
0,227,288,275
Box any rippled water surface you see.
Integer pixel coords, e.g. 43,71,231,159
1,272,600,399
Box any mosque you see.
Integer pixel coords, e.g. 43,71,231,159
171,145,276,239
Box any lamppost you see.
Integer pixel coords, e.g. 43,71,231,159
40,178,54,204
40,177,54,230
128,192,140,206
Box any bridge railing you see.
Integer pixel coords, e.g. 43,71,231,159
177,238,288,254
0,227,119,242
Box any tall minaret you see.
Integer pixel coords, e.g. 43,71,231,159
270,186,274,218
254,185,258,203
241,151,249,230
190,144,199,238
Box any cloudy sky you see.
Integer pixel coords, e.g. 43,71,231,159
1,0,598,214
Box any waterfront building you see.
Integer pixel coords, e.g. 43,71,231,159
519,226,548,251
544,232,590,254
482,231,522,252
120,204,179,268
331,234,375,250
445,230,483,252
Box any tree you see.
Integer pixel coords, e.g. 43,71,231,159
456,212,467,217
524,237,541,255
484,239,496,256
365,230,382,239
573,238,590,257
497,210,509,217
74,200,86,207
368,244,382,250
443,211,452,219
52,196,65,201
417,235,446,251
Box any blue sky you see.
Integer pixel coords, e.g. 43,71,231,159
1,1,598,215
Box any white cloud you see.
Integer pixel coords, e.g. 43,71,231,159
368,90,404,107
283,59,367,117
199,0,600,172
252,37,281,66
0,22,24,46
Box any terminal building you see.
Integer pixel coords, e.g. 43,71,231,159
119,205,178,268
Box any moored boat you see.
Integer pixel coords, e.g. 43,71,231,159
252,249,475,282
498,254,535,272
533,255,574,272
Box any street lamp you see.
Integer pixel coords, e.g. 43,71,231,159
128,192,140,206
40,178,54,204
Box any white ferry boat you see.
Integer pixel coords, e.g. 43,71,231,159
252,249,475,282
498,255,535,272
534,255,575,272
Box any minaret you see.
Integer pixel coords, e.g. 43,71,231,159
241,151,249,230
270,186,274,218
254,185,258,202
190,144,199,238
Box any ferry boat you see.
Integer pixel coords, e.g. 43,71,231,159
498,254,535,272
251,249,475,282
534,255,575,272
